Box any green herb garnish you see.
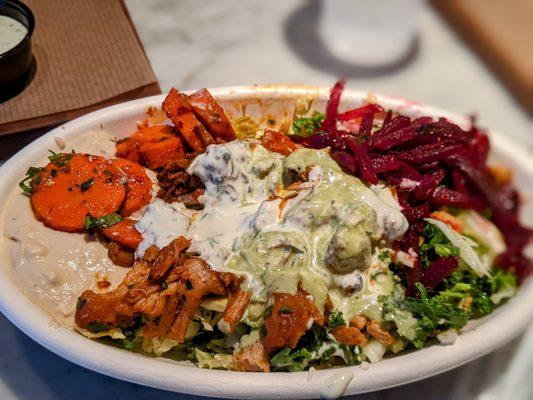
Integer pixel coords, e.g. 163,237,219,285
48,150,74,166
85,321,110,333
19,166,44,194
279,306,293,314
292,111,325,137
84,213,123,231
378,250,391,262
80,178,94,192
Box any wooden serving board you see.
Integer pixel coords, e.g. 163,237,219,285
432,0,533,114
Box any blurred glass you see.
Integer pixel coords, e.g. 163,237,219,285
318,0,422,66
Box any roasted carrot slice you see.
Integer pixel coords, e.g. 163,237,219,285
116,139,141,164
30,154,126,232
134,124,175,142
101,219,143,249
162,88,213,151
261,129,297,156
139,137,185,170
110,158,152,216
116,125,178,167
188,88,236,142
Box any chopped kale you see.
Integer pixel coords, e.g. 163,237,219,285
270,347,314,371
327,310,346,331
401,283,468,348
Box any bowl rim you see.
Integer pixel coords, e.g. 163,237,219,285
0,0,35,60
0,85,531,399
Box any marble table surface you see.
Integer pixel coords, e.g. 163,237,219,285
0,0,531,399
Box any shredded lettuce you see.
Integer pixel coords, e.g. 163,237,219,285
424,218,489,276
195,349,234,370
362,339,387,363
419,223,460,267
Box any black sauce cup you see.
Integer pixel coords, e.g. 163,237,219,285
0,0,34,87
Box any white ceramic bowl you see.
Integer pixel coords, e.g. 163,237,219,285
0,86,531,399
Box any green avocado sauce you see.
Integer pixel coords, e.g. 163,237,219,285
225,146,395,324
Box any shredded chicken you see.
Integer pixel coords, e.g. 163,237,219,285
349,315,368,330
331,326,367,347
75,238,251,342
234,342,270,372
156,155,205,206
217,273,251,333
263,286,324,353
366,320,394,346
107,242,135,267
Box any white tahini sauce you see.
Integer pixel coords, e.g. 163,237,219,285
0,15,28,54
1,130,151,326
320,371,355,399
136,141,283,271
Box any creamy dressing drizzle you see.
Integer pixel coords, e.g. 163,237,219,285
136,141,408,320
320,371,355,399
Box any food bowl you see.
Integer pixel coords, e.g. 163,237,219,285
0,86,531,399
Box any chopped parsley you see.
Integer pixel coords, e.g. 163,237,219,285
292,111,325,137
279,306,293,314
84,213,123,231
80,177,94,192
48,150,74,166
393,268,517,348
19,166,44,194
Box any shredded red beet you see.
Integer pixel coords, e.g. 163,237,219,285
303,80,532,283
337,103,383,122
321,80,346,134
421,258,459,289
